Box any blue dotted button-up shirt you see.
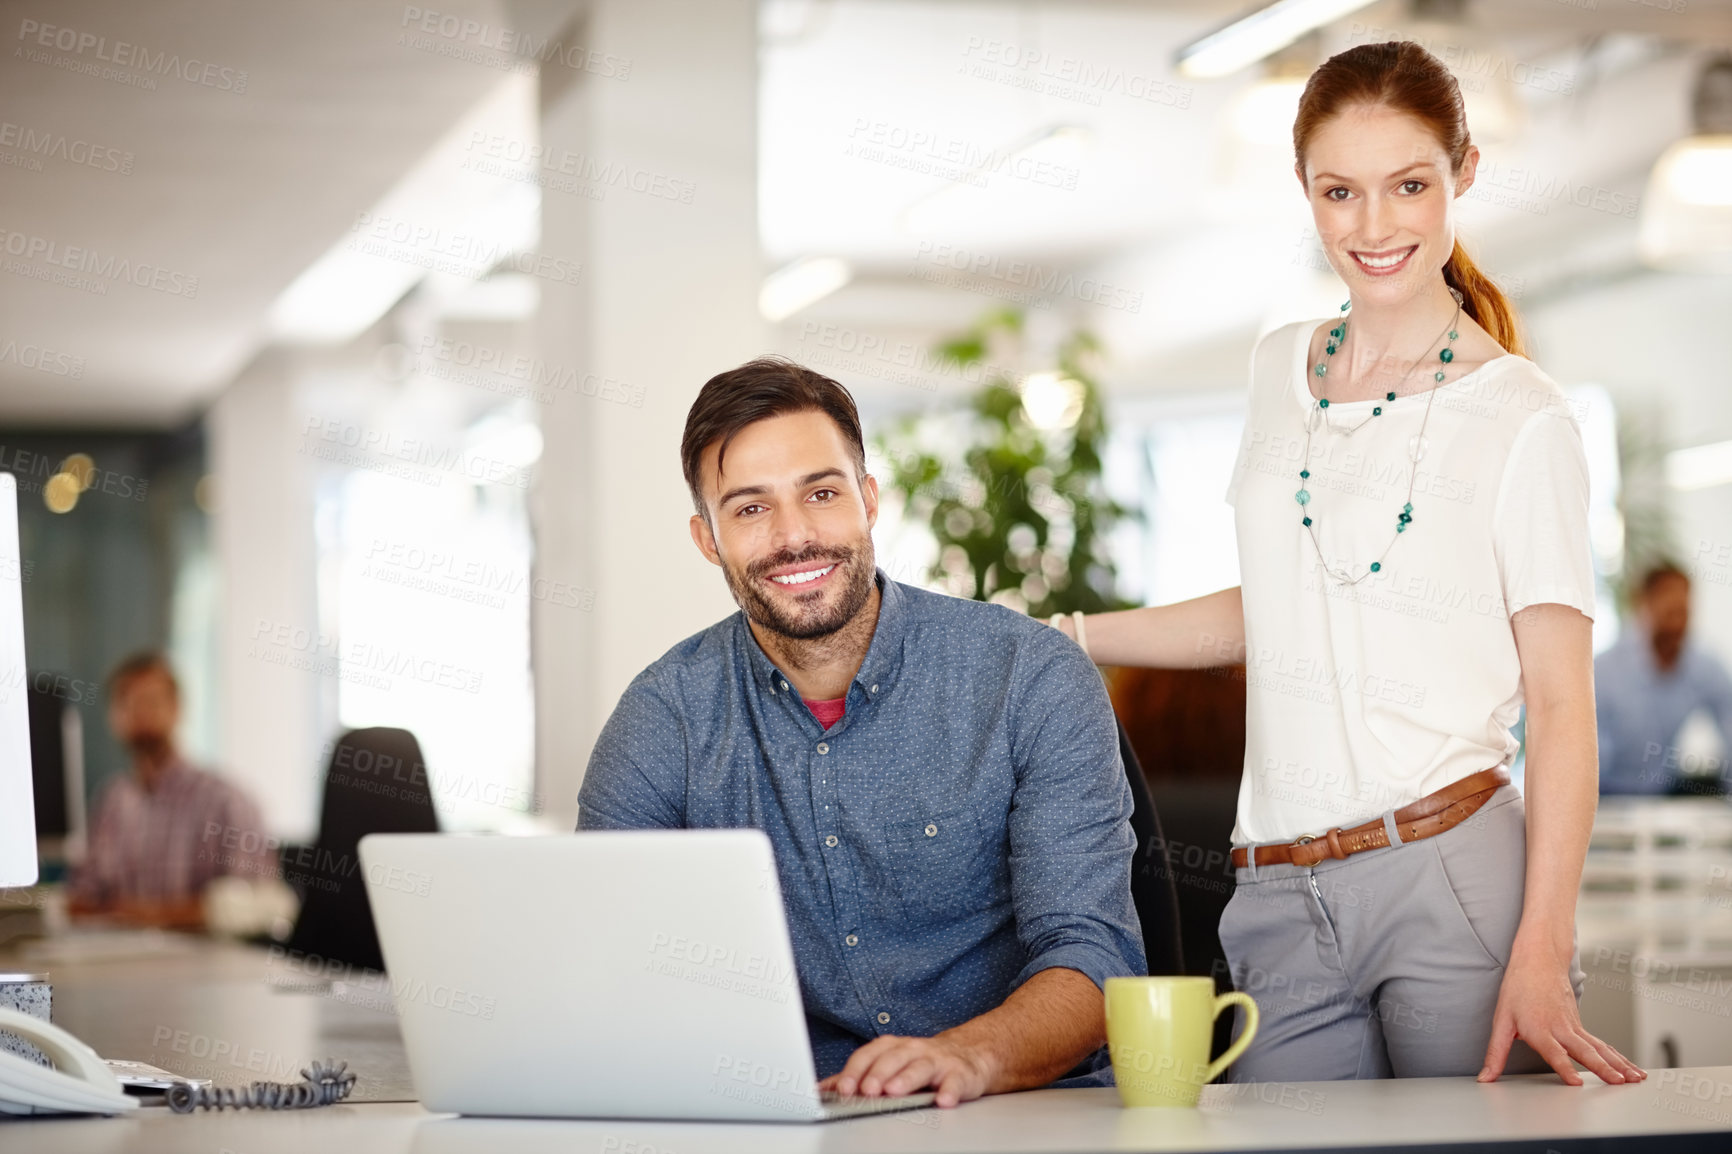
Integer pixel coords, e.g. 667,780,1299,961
577,568,1146,1084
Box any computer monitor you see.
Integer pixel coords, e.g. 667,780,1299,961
0,473,38,887
29,682,85,873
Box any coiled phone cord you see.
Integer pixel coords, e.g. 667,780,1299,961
166,1059,356,1113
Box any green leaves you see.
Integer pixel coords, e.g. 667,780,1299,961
874,308,1136,617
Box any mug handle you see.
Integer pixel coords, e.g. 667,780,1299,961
1204,992,1260,1084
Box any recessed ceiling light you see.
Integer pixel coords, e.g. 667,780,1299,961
759,257,853,322
1177,0,1379,80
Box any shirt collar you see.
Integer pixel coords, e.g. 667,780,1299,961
741,566,906,701
136,753,194,795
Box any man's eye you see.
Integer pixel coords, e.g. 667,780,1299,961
737,503,766,517
809,489,837,502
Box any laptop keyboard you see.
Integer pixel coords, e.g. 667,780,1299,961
817,1088,937,1114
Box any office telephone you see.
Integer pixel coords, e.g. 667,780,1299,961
0,1005,356,1115
0,1005,137,1115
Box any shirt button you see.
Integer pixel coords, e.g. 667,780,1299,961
845,933,859,947
781,680,790,691
877,1011,891,1025
816,742,829,755
825,835,838,848
924,823,938,837
870,684,878,693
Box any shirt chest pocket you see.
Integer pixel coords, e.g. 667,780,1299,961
880,804,1007,920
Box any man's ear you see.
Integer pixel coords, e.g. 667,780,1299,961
689,512,722,567
862,473,880,532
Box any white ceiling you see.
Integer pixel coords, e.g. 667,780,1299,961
0,0,578,426
2,0,1730,426
760,0,1732,402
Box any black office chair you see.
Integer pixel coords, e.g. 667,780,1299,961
282,727,439,973
1117,720,1185,976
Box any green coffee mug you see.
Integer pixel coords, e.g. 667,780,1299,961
1105,976,1259,1107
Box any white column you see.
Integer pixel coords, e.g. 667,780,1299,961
207,349,320,840
534,0,764,827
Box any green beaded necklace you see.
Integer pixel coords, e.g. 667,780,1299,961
1295,289,1464,585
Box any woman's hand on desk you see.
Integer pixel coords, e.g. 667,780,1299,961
1478,943,1645,1087
818,1034,993,1108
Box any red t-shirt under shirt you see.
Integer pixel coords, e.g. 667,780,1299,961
804,696,846,730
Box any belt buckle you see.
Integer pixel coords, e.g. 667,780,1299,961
1289,831,1337,865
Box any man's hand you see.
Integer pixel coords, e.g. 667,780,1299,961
817,968,1106,1108
1479,946,1644,1086
818,1034,994,1108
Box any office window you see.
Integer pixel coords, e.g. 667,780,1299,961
1109,396,1245,609
313,416,538,831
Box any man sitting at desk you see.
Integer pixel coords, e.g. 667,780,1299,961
68,652,277,928
577,357,1146,1108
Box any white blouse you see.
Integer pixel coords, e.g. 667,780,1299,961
1224,319,1596,845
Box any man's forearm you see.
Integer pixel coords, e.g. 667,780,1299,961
72,895,206,930
936,967,1106,1093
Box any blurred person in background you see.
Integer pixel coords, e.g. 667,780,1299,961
68,652,277,929
1596,563,1732,795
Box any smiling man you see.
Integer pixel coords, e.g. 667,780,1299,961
576,356,1145,1107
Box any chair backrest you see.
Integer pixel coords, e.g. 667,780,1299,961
283,727,439,972
1117,719,1184,976
1110,665,1247,1055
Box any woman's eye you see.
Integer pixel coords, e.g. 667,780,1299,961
1399,179,1427,195
1325,186,1351,202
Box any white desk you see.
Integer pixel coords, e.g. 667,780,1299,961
9,1073,1732,1153
4,931,1731,1152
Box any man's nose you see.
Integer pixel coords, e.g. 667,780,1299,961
767,502,818,547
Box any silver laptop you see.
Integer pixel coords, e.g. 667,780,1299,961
359,830,936,1121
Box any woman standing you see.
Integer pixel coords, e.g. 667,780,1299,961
1056,41,1643,1085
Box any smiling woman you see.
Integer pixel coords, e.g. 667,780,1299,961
1063,38,1646,1093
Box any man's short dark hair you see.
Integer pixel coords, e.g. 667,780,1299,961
108,651,179,700
1640,561,1690,598
680,356,866,519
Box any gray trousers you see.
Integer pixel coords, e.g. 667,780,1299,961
1217,785,1585,1081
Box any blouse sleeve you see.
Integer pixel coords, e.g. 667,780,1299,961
1226,323,1301,508
1491,396,1597,620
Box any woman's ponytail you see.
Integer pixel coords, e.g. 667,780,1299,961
1443,239,1526,358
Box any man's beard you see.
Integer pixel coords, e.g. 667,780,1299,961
721,540,875,641
125,732,173,762
1652,628,1685,666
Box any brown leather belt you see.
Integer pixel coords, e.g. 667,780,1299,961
1230,765,1511,870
